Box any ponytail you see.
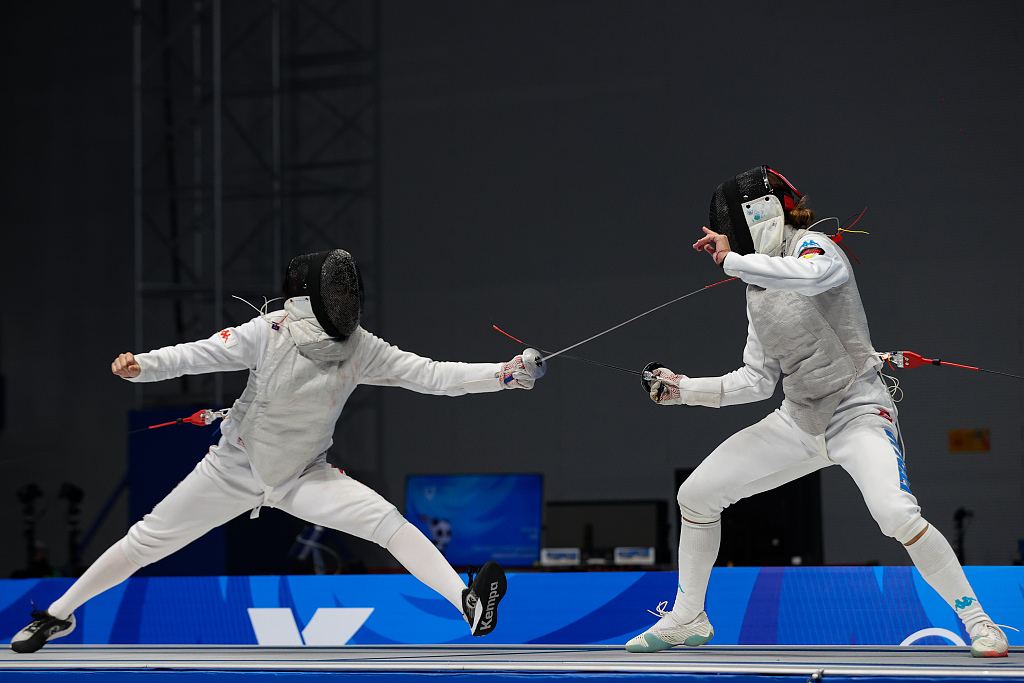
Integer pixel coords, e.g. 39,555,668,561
785,196,816,228
767,173,815,228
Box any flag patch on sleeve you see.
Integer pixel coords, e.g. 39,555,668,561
798,244,826,258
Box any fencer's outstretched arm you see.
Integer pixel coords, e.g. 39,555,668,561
119,317,268,383
720,235,848,295
356,330,536,394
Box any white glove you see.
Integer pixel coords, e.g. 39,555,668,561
649,367,722,407
649,367,684,404
499,354,535,390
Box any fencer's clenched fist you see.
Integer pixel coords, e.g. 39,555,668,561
499,355,535,390
648,367,684,404
112,352,141,379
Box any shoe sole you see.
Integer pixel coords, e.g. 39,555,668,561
626,633,675,653
971,635,1009,658
469,562,506,637
625,628,713,653
683,631,714,647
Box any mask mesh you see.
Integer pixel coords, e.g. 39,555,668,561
733,167,769,200
283,254,314,298
318,249,361,338
709,185,731,233
707,167,772,256
283,249,361,338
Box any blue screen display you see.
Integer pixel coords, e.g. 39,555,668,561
405,474,542,567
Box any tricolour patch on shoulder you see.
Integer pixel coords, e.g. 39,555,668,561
798,239,826,259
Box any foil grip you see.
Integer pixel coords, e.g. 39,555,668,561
641,361,666,393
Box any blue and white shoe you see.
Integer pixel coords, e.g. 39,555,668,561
625,603,714,653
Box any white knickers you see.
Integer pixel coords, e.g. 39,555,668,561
122,438,405,567
678,373,921,538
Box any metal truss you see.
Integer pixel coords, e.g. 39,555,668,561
132,0,382,475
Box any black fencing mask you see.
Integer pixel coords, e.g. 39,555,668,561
283,249,362,338
708,165,802,256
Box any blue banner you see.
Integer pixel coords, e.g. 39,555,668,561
405,474,543,567
1,567,1021,647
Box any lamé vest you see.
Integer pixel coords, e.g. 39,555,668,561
745,229,880,436
228,306,363,488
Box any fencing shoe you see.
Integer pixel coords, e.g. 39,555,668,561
970,620,1009,658
11,609,76,653
625,604,714,653
462,562,507,637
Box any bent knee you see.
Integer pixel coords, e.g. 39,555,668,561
869,507,927,543
861,492,922,540
122,521,170,567
677,477,724,523
890,514,929,545
677,489,719,524
370,507,407,547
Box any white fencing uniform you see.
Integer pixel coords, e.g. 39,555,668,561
29,277,524,642
121,296,509,567
665,228,991,635
679,231,917,537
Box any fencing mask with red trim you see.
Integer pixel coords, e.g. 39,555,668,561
708,165,802,256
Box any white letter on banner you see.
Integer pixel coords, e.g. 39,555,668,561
899,628,966,646
301,608,375,646
248,608,304,646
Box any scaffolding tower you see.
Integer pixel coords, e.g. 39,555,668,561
132,0,382,475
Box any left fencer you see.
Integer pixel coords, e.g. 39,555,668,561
11,248,539,653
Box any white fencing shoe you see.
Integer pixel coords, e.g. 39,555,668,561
625,603,714,653
970,621,1009,658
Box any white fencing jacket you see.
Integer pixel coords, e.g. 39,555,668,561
677,227,884,435
128,297,505,487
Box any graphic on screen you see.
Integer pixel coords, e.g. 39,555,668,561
405,474,542,566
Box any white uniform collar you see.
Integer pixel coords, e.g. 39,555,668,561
283,297,359,362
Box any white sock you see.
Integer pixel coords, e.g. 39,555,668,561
48,540,140,620
904,525,988,632
386,522,467,612
671,519,720,624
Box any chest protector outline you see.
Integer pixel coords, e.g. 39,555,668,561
746,230,879,436
229,321,362,487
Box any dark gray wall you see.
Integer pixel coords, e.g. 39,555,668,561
375,0,1024,567
1,3,135,577
1,1,1021,578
